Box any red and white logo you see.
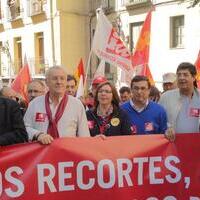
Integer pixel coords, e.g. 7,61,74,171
106,29,131,59
131,125,137,134
190,108,200,117
88,121,95,129
35,113,46,122
145,122,154,131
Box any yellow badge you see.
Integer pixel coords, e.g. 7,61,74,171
111,118,120,127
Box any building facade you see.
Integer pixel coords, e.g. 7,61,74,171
0,0,90,83
0,0,199,90
121,0,200,88
90,0,200,89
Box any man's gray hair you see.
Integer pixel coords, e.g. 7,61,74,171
45,66,67,79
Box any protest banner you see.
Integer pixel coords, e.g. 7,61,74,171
0,134,200,199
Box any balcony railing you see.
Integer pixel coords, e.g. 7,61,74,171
29,57,49,75
90,0,113,13
124,0,150,6
8,58,49,76
120,0,129,6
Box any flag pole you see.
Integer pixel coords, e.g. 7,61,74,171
84,49,92,88
84,7,103,89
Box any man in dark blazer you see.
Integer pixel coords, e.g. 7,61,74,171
0,97,28,146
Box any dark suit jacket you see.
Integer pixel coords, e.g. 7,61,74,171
0,97,28,146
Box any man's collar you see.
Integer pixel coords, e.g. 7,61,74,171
130,99,149,113
49,94,65,104
179,87,197,99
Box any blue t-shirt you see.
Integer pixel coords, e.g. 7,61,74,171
121,101,167,134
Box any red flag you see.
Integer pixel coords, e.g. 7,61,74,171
74,58,85,98
140,64,154,85
132,10,154,85
11,56,31,101
74,58,85,83
195,50,200,88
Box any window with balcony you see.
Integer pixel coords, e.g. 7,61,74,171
29,0,46,16
35,32,45,74
90,0,114,13
124,0,151,9
130,21,143,52
7,0,21,20
170,15,185,48
120,0,128,7
132,0,149,4
14,37,22,73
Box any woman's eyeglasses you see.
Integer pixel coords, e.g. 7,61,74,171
98,89,112,94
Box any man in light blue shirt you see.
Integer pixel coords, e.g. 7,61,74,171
159,62,200,141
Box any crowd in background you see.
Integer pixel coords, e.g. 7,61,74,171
0,61,199,146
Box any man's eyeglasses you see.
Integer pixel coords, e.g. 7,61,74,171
132,86,149,92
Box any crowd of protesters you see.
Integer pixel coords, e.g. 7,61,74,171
0,62,199,147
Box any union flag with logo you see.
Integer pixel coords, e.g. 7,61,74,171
92,9,134,80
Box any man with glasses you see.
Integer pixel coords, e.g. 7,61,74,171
121,75,167,135
159,62,200,141
27,80,46,102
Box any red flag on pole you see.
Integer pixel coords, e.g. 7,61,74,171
132,10,154,85
140,63,154,85
11,55,31,101
195,50,200,88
